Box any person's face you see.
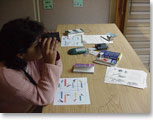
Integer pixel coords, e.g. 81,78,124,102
22,39,42,61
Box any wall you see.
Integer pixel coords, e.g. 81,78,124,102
0,0,35,28
39,0,110,30
0,0,111,30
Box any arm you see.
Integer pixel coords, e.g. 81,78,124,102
4,37,62,106
3,63,62,105
34,51,62,77
26,37,63,105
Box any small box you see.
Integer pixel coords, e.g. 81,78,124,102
73,64,94,73
65,29,84,37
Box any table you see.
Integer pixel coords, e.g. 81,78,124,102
42,24,150,113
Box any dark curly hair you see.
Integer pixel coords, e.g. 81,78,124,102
0,18,44,70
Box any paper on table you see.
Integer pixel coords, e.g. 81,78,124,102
83,35,113,44
61,35,83,47
53,77,90,105
104,67,147,89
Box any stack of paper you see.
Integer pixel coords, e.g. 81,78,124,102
61,28,84,47
104,67,147,89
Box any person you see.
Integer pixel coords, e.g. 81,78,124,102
0,18,62,113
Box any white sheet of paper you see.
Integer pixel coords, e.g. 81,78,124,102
53,77,90,105
83,35,113,44
104,67,147,89
61,35,83,47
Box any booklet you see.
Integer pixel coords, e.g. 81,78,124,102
94,50,122,66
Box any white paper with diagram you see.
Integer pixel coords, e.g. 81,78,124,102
53,77,90,105
104,67,147,89
61,35,83,46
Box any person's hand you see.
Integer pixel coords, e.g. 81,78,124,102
40,37,58,64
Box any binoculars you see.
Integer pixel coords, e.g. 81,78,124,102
41,32,60,42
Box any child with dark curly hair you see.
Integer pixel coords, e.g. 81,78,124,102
0,18,62,113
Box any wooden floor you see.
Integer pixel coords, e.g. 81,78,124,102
125,0,150,71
